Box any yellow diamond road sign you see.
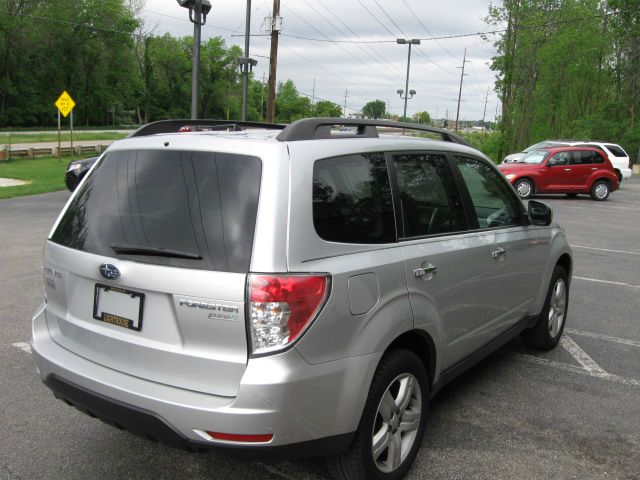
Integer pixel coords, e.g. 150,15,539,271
55,90,76,118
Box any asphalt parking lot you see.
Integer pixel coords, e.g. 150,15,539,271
1,178,639,480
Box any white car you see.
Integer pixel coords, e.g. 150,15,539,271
579,142,632,182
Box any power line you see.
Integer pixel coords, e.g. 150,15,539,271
314,0,406,78
356,0,397,37
275,10,634,45
412,48,457,76
372,0,404,35
402,0,458,59
283,4,402,86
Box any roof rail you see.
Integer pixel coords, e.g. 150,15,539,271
129,119,287,138
275,117,471,146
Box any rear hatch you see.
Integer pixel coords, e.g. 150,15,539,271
44,148,262,397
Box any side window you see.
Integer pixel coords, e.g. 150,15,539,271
455,156,523,229
393,153,467,237
313,153,395,244
547,152,570,166
572,150,603,165
604,144,627,157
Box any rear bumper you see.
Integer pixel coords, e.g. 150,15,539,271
32,305,379,455
620,168,632,180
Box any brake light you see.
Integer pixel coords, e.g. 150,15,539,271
248,274,330,355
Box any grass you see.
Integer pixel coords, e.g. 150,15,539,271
0,156,81,199
0,131,127,144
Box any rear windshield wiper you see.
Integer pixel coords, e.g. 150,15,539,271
110,244,202,260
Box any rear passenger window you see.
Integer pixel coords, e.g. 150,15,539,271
572,150,604,164
393,153,467,237
313,153,395,244
455,156,523,229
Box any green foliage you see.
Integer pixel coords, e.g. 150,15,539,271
362,100,386,119
459,131,506,164
312,100,342,117
275,80,311,123
413,111,431,124
486,0,640,163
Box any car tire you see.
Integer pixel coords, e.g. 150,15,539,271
327,349,428,480
566,193,578,198
514,178,534,199
522,265,569,350
590,180,610,201
615,170,623,183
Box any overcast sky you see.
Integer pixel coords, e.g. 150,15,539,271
141,0,501,121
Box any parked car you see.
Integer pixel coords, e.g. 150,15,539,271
502,139,577,163
33,118,572,480
572,142,632,183
65,156,98,191
499,146,619,200
504,141,632,184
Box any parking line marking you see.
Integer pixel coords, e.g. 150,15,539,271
566,328,640,348
573,276,640,289
11,342,32,355
510,352,640,388
571,245,640,256
560,335,607,374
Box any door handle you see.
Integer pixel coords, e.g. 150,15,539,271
491,246,506,259
564,168,572,171
414,264,437,278
591,167,597,170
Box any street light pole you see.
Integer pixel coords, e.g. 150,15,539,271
397,38,420,120
177,0,212,120
191,1,202,120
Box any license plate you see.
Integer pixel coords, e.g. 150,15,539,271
93,284,145,331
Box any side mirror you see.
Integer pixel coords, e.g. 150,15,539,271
528,200,553,226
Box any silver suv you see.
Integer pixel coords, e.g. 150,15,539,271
32,118,572,480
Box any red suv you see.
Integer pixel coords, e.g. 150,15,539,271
498,146,619,201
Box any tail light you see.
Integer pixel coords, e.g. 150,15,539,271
248,274,330,356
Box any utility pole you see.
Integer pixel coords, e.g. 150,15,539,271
266,0,282,123
260,73,266,120
455,48,470,132
343,89,348,117
312,78,316,106
481,86,489,131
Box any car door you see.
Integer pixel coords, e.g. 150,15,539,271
543,151,575,191
569,150,599,189
393,151,496,370
454,155,547,336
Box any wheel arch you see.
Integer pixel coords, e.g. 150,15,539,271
384,329,436,387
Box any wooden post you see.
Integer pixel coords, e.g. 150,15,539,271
70,110,74,155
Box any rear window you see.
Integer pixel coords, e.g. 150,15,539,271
51,150,262,273
604,144,627,157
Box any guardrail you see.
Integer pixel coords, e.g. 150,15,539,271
0,143,110,161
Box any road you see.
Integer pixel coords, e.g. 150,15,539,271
1,179,639,480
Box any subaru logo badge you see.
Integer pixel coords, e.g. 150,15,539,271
99,264,121,280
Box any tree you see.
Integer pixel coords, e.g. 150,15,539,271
413,111,431,124
362,99,386,119
312,100,342,117
275,80,311,123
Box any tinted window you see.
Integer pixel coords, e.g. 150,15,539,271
572,150,604,165
604,144,627,157
393,153,466,237
313,153,395,244
51,150,262,273
456,156,523,228
547,151,570,166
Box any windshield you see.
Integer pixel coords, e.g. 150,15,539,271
523,141,556,153
51,149,262,272
520,150,549,164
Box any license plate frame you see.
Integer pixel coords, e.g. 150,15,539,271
93,284,145,331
